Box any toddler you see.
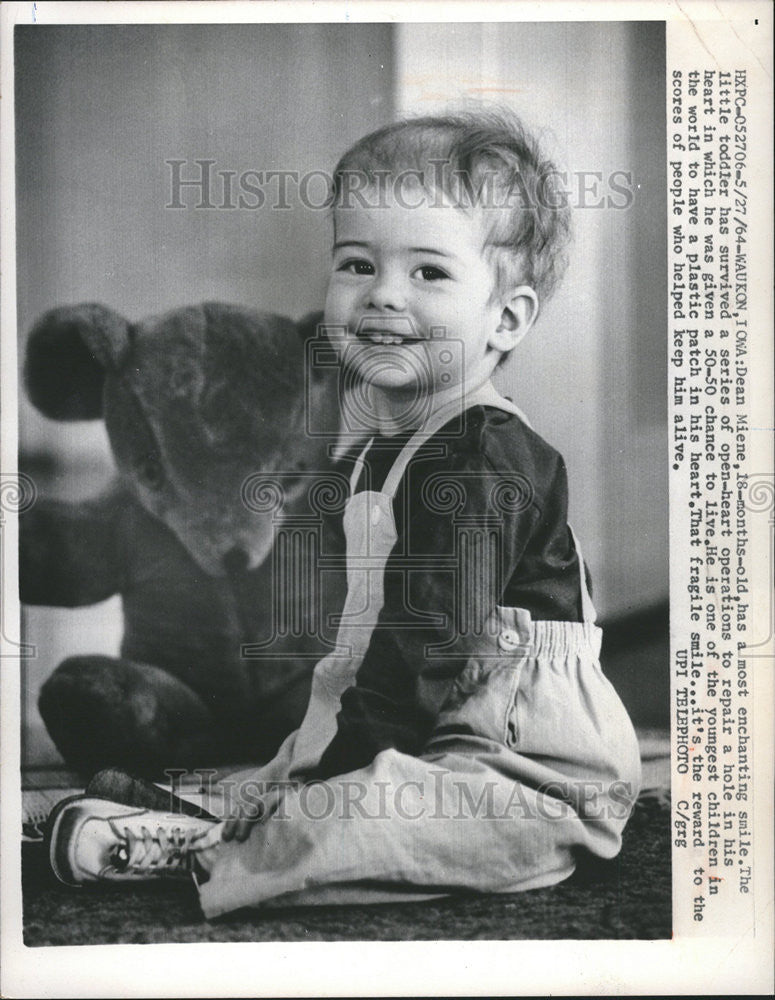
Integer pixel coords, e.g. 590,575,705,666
48,109,641,916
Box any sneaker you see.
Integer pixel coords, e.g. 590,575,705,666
47,795,220,887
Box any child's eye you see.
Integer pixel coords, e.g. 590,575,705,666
338,259,375,276
415,265,449,282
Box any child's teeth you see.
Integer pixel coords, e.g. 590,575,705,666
368,332,405,345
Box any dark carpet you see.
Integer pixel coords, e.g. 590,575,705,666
22,789,670,945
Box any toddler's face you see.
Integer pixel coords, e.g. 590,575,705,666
324,186,508,395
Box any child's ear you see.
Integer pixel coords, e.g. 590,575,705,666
489,287,539,353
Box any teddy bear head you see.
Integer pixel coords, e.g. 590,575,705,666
24,302,341,576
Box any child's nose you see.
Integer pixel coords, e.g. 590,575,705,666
365,273,407,312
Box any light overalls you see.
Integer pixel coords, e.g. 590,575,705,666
198,382,642,918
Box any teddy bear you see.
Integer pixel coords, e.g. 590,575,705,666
19,301,349,778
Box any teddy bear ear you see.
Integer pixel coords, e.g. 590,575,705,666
24,304,131,421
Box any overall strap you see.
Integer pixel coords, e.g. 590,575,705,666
567,524,598,624
349,438,374,493
381,381,531,499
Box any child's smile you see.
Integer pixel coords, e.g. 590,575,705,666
324,187,509,395
355,312,423,345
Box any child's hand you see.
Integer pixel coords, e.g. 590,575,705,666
220,782,287,842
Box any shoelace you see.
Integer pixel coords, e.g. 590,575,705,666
107,822,202,875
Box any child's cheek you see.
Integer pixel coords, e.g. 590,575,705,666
323,282,344,323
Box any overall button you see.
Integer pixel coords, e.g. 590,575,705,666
371,505,382,525
498,629,522,652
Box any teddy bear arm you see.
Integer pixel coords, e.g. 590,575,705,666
19,489,126,607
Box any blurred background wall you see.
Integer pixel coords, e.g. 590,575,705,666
15,21,667,764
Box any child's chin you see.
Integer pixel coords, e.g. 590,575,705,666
343,345,435,392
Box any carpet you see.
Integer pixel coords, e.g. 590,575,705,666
22,787,670,945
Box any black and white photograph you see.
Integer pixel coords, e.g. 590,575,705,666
1,2,772,996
